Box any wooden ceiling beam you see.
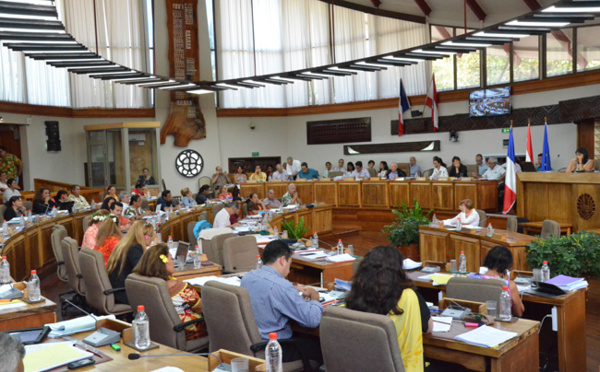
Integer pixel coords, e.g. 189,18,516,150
320,0,426,23
466,0,486,21
413,0,431,16
521,0,542,11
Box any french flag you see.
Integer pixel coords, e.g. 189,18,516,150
398,79,410,136
503,126,517,214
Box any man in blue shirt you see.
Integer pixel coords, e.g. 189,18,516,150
409,156,421,177
475,153,489,176
297,162,320,180
241,240,323,367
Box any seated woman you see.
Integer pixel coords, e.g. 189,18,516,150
468,245,525,317
137,167,156,186
346,246,432,372
247,193,266,215
448,156,468,178
429,156,448,180
217,184,232,201
2,178,21,204
32,187,55,215
124,194,151,221
4,196,26,221
94,216,122,266
131,182,151,200
105,185,119,201
234,165,247,184
378,161,390,179
180,188,194,208
82,210,109,250
101,196,116,211
106,221,155,305
443,199,480,227
566,148,594,173
345,162,355,177
133,243,207,340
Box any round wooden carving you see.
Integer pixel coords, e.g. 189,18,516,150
577,193,595,220
175,149,204,178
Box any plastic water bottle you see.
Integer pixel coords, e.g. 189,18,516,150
256,255,263,270
0,257,10,284
312,232,319,249
265,332,283,372
27,270,41,302
458,251,467,273
27,210,32,220
487,223,494,236
432,214,439,226
167,235,174,250
91,200,97,209
499,286,512,321
51,207,57,218
2,220,8,237
133,305,151,349
337,239,343,255
19,215,25,229
273,226,279,239
541,261,550,282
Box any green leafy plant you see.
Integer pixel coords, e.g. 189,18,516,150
526,231,600,278
382,200,432,246
281,217,309,239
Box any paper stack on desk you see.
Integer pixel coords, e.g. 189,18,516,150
46,315,115,338
24,341,93,372
184,276,241,287
326,253,356,263
402,258,422,270
431,316,453,332
454,325,518,348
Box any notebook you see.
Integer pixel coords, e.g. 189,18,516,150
454,325,518,348
24,342,93,372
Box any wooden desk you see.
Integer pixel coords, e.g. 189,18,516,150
406,271,586,372
424,318,539,372
520,221,573,236
419,225,537,272
172,262,222,281
286,253,354,286
269,204,333,239
0,297,57,332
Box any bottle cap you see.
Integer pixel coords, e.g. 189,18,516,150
460,251,464,254
169,235,172,238
138,305,145,311
338,239,342,242
257,255,260,258
269,332,277,340
543,260,547,264
314,232,317,234
31,270,36,274
502,286,508,290
1,256,5,260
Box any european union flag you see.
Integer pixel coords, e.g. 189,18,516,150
541,122,551,171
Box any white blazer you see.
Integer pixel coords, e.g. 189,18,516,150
444,210,480,227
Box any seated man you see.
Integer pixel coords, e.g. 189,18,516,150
388,162,406,180
322,162,332,178
157,190,178,211
333,158,345,172
351,161,370,180
0,332,25,372
212,166,229,193
249,165,267,181
535,153,543,171
263,189,282,209
0,171,8,191
297,162,320,180
281,184,302,205
271,164,289,181
118,192,130,211
241,240,323,367
110,201,131,232
473,153,489,177
213,201,241,228
196,184,211,205
476,157,506,181
409,156,421,177
124,194,151,220
68,184,90,210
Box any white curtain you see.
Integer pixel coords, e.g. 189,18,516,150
216,0,429,109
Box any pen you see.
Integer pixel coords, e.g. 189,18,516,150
433,319,451,325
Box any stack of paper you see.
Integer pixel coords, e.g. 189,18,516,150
402,258,422,270
299,252,328,260
46,315,115,338
431,316,453,333
184,276,241,287
545,275,589,291
454,325,518,348
24,342,93,372
326,253,356,263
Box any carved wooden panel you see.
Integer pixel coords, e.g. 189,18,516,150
338,182,361,207
410,182,432,209
390,104,560,135
389,182,410,208
307,117,371,145
240,184,265,200
432,183,455,211
419,229,449,264
559,95,600,123
295,183,314,204
315,182,338,206
344,140,440,155
228,157,282,174
362,182,390,208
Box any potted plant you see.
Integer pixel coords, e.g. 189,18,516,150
382,199,432,261
526,230,600,278
281,217,309,240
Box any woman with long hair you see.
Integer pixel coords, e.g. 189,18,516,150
346,246,431,372
133,244,207,340
94,215,122,266
107,221,155,304
448,156,468,178
247,193,265,215
234,165,247,184
180,188,194,208
429,156,448,180
82,210,110,250
345,162,355,177
378,161,390,178
101,196,116,211
32,187,54,215
566,147,594,173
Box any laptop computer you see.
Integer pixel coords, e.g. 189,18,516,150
520,162,537,172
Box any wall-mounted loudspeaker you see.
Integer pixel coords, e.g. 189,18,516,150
45,121,61,152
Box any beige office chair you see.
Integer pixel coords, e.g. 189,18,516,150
207,233,236,266
352,257,363,275
202,281,312,372
368,168,377,177
78,249,131,317
211,204,225,223
222,236,259,273
541,219,561,239
422,168,433,178
320,306,405,372
51,225,69,282
187,221,198,248
62,238,86,298
125,274,208,352
198,210,208,221
82,215,92,233
476,209,488,227
506,216,518,232
446,277,504,304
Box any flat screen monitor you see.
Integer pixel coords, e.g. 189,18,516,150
469,87,511,117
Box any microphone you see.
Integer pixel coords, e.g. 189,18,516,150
64,299,121,347
128,352,223,367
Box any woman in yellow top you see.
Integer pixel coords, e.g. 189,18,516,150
346,246,432,372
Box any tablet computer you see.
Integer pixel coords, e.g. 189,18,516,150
6,326,51,345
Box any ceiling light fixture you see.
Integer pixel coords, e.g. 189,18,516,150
543,5,600,13
442,41,492,48
474,31,530,38
505,20,570,27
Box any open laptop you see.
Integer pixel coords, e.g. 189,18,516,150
520,162,537,172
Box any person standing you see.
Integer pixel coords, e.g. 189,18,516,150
285,157,302,180
0,147,22,185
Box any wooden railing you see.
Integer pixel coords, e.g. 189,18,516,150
33,178,104,203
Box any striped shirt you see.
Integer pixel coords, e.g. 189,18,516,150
241,265,323,340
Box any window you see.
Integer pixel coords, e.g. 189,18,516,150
145,0,155,106
546,29,574,77
486,44,510,86
430,26,454,91
205,0,217,80
577,25,600,72
513,35,539,82
456,28,480,90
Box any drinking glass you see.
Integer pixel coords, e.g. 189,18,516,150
176,255,186,271
532,268,543,282
347,245,354,256
486,300,497,317
193,249,202,269
450,259,457,272
231,357,249,372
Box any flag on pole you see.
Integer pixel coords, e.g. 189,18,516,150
503,125,517,214
541,120,552,171
398,79,410,136
424,74,439,132
525,120,534,162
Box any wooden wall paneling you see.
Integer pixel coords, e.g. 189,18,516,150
476,182,499,212
361,181,389,208
576,119,595,159
389,182,410,208
571,184,600,231
307,117,371,145
454,183,477,209
559,94,600,123
431,183,454,211
523,183,549,223
7,236,27,281
344,140,440,155
338,182,361,207
410,182,432,209
314,182,338,207
450,234,481,273
295,183,314,205
314,207,333,234
419,229,449,263
239,184,265,199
